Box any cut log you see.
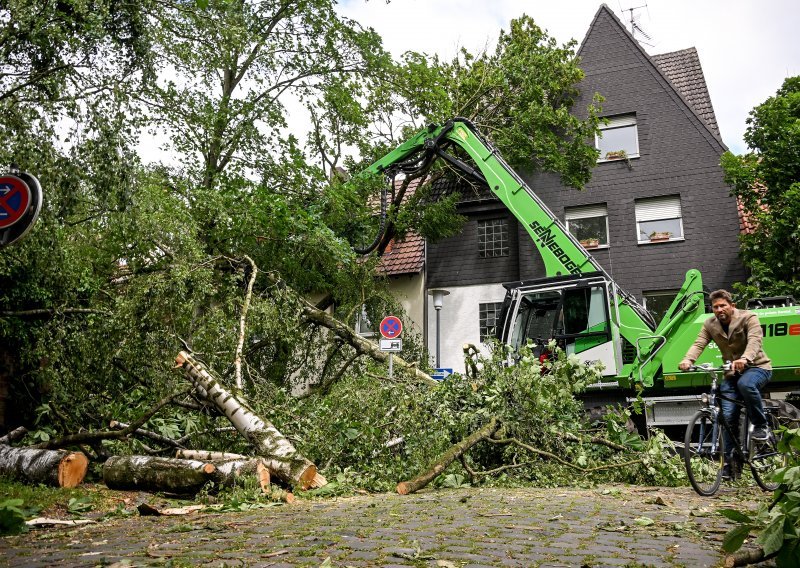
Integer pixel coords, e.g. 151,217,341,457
266,486,295,504
175,352,322,489
211,458,271,492
0,445,88,488
396,417,500,495
175,449,247,461
308,472,328,489
103,455,216,495
724,548,771,567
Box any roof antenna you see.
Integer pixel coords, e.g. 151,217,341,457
621,3,654,47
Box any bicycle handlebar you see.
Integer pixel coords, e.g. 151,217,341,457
689,362,732,372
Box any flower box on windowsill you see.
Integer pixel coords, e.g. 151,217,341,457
648,231,672,243
579,238,600,249
604,150,628,161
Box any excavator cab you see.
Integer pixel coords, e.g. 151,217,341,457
498,273,620,376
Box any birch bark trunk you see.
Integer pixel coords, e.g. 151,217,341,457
175,351,323,489
0,445,88,488
103,455,216,494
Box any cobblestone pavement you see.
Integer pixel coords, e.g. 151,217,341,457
1,484,769,567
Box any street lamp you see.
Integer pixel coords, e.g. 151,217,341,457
428,288,450,368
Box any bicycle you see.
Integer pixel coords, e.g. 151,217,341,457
683,363,788,496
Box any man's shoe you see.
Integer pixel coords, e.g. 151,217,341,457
721,462,732,480
752,425,771,442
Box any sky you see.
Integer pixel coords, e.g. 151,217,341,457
337,0,800,155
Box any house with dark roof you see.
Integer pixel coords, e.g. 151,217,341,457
418,4,746,373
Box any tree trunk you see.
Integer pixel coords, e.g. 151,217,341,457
0,445,88,488
396,417,500,495
211,458,271,491
175,352,322,489
103,455,216,495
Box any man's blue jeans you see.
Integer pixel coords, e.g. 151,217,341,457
720,367,772,457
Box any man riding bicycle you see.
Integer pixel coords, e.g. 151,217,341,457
679,289,772,479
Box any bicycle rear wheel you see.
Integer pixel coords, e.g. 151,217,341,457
750,411,787,492
684,410,725,496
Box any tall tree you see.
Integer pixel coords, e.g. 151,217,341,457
721,76,800,300
325,14,602,257
0,0,152,428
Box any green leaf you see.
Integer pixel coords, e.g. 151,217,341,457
759,515,786,556
718,508,753,523
0,500,27,536
67,496,93,515
722,525,753,553
634,516,654,526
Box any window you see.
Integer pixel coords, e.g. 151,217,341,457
478,218,509,258
635,195,683,243
509,285,611,355
596,114,639,160
565,204,609,247
355,306,375,337
479,302,503,342
643,290,679,322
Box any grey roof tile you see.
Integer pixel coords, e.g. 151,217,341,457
651,47,720,136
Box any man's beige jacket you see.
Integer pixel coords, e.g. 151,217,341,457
682,308,771,376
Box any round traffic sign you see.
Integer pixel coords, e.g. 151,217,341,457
0,175,31,229
379,315,403,339
0,171,43,248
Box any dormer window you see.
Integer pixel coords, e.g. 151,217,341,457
596,114,639,161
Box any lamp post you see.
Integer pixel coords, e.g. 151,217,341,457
428,289,450,368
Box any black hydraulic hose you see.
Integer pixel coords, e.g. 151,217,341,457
353,182,388,255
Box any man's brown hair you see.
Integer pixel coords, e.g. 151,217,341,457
709,289,734,304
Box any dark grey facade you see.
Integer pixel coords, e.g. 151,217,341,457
427,5,746,307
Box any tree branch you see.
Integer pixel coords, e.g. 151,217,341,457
30,389,191,450
234,255,258,390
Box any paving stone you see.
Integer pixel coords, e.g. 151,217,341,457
0,485,770,567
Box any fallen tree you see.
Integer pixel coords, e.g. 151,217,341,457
175,351,326,489
262,271,437,388
0,445,88,488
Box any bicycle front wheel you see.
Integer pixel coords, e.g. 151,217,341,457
684,410,725,496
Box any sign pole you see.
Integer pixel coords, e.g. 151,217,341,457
379,315,403,381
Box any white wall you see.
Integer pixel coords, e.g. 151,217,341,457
387,274,425,339
426,283,507,373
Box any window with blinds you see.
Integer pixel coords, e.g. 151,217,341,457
634,195,683,243
596,114,639,160
565,204,609,246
